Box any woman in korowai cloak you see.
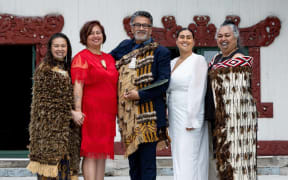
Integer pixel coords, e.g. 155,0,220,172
27,33,81,180
206,20,258,180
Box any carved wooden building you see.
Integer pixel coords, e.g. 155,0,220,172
0,0,287,163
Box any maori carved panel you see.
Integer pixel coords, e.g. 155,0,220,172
188,16,217,47
257,141,288,156
249,47,273,118
123,15,280,48
227,15,281,47
123,15,281,118
0,14,64,64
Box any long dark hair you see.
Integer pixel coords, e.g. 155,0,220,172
43,32,72,76
176,28,195,39
175,28,195,54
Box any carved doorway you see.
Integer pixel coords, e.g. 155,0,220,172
0,45,35,155
0,14,64,157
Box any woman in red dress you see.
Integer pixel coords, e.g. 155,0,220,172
71,20,118,180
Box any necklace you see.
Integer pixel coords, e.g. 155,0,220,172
87,48,107,70
100,58,107,69
97,53,107,70
94,53,107,70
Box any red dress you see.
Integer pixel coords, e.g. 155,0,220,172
71,49,118,159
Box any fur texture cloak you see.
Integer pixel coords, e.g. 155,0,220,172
27,63,81,179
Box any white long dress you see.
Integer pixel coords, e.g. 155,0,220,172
167,53,209,180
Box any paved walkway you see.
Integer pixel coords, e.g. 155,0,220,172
1,177,171,180
0,176,287,180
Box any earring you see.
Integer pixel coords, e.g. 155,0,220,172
65,56,67,63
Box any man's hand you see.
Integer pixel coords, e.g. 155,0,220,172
157,127,171,151
124,89,140,100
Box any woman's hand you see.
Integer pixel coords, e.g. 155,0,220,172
72,80,84,126
71,110,85,126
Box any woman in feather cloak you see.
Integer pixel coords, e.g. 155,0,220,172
27,33,81,180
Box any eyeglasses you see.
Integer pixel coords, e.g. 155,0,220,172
131,23,152,29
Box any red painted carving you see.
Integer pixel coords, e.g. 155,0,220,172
114,142,171,156
258,141,288,156
123,17,133,39
226,16,281,47
188,16,217,46
160,16,182,46
249,47,273,118
124,15,281,48
226,15,241,26
0,14,64,64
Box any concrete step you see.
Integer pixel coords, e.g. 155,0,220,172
0,176,288,180
0,156,173,177
257,156,288,176
0,177,174,180
1,156,288,177
105,156,173,176
0,176,176,180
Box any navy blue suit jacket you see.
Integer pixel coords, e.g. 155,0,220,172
110,39,171,129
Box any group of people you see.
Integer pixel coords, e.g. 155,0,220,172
27,10,257,180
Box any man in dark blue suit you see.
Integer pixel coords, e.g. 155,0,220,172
110,10,171,180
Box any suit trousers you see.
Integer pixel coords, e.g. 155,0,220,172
128,142,157,180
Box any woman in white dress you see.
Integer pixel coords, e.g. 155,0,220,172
167,28,209,180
